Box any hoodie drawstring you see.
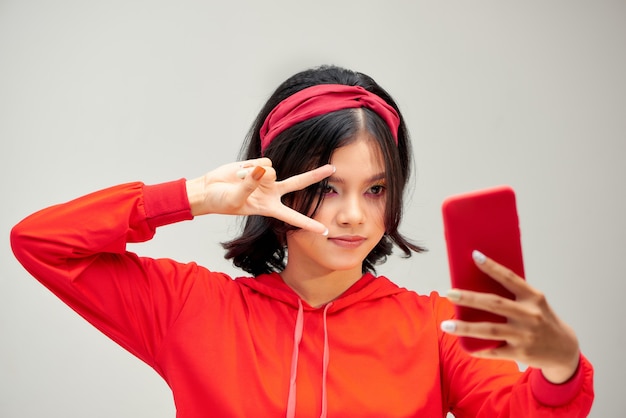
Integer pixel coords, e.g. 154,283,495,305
286,300,333,418
286,299,304,418
320,302,332,418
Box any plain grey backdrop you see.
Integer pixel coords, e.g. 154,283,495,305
1,1,624,417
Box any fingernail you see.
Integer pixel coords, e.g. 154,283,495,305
251,166,266,181
321,228,329,236
446,289,462,302
331,165,336,173
440,320,457,333
236,169,249,179
472,250,486,264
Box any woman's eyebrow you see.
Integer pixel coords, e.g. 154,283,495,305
327,172,386,184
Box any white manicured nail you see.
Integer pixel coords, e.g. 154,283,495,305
446,289,462,302
472,250,486,264
440,320,457,333
236,169,249,179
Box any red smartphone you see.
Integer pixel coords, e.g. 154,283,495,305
441,185,525,352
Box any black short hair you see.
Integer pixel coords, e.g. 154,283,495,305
222,65,425,276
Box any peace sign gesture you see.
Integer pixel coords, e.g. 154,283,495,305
185,158,334,235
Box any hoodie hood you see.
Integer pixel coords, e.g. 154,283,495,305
235,272,406,312
235,272,407,418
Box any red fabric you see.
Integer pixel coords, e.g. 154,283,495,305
10,180,595,418
529,357,587,407
259,84,400,152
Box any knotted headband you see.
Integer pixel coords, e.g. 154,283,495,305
259,84,400,153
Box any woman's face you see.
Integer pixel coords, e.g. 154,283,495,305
284,133,387,279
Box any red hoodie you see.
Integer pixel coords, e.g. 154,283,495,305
10,179,594,418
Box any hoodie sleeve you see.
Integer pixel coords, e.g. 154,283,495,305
433,294,594,418
10,179,201,373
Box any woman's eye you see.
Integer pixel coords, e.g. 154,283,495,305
368,185,386,195
321,184,336,194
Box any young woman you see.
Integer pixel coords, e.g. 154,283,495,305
11,65,594,417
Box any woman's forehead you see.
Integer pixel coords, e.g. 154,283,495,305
330,134,385,172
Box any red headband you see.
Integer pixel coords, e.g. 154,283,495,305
259,84,400,153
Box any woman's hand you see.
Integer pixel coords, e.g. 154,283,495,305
185,158,334,235
441,250,581,384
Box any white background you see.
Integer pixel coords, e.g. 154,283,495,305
1,1,624,417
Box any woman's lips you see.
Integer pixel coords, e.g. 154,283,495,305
328,235,366,249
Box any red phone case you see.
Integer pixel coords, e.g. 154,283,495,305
442,185,525,352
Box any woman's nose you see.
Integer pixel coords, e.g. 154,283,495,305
336,195,365,225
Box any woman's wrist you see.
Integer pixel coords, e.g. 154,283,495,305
540,350,581,384
185,176,208,217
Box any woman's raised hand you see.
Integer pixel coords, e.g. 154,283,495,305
185,158,334,234
441,251,581,384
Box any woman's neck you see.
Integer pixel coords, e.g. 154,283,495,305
280,267,363,308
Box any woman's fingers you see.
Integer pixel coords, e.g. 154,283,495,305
270,205,328,235
191,160,332,233
277,164,335,195
446,288,531,322
441,319,516,344
442,250,582,383
269,164,335,234
242,157,273,169
229,158,273,180
228,162,333,234
469,344,524,363
229,166,269,205
441,250,582,383
233,161,332,196
471,250,534,299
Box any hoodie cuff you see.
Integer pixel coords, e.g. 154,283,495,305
529,353,586,407
143,179,194,229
